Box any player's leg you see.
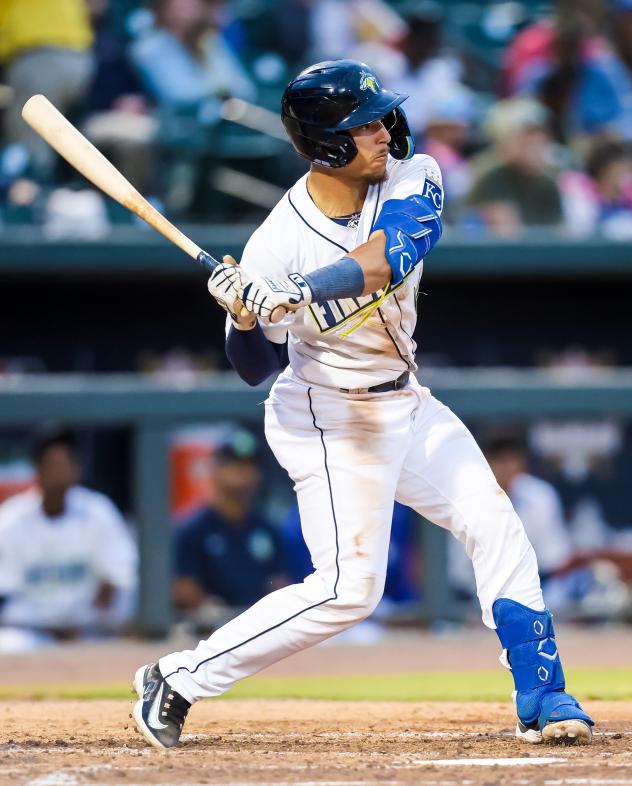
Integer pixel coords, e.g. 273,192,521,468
395,383,593,744
134,380,415,747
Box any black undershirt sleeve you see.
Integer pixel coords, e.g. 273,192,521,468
225,323,287,386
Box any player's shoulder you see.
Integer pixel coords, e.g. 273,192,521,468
0,487,41,530
386,152,443,188
512,473,560,503
67,485,122,521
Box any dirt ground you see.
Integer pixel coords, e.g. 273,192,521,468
1,699,631,786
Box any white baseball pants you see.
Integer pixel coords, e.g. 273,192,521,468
160,375,544,702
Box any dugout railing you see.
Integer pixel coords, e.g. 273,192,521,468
1,368,631,636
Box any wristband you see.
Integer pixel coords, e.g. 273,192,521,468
302,256,365,303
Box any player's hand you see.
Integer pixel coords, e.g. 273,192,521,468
207,255,256,330
240,273,313,324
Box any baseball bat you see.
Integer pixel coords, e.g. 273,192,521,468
21,94,218,274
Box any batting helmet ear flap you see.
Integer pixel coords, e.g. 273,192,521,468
282,115,359,168
384,107,415,161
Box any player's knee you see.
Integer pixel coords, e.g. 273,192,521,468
330,573,385,623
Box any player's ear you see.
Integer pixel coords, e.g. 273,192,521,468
222,255,238,266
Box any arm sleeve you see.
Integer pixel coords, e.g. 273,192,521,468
225,323,287,386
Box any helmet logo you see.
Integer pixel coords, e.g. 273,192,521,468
359,70,379,94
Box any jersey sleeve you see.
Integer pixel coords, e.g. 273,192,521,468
0,512,22,597
384,154,444,215
235,225,295,344
91,497,138,590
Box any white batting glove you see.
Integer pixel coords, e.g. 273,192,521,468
207,255,256,330
240,273,313,324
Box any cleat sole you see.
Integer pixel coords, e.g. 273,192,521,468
542,719,592,745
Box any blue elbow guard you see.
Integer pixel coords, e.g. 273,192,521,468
374,192,443,285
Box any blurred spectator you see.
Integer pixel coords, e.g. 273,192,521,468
173,429,289,629
0,426,138,652
307,0,406,67
466,97,563,236
585,137,632,237
388,3,474,141
450,433,580,613
130,0,256,114
423,85,477,221
0,0,95,178
82,0,157,194
558,137,632,238
503,0,627,144
602,0,632,140
451,430,632,618
282,500,419,617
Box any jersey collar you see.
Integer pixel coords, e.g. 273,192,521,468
288,173,383,253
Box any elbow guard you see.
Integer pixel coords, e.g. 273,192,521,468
373,190,443,285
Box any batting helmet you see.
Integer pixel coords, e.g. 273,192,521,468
281,60,415,168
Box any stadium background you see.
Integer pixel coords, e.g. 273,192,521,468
1,0,632,783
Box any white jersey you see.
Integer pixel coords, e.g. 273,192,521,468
237,153,443,390
0,486,138,628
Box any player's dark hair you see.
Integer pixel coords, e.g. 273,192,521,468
30,424,77,465
481,432,528,459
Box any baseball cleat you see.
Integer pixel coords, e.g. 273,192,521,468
132,662,191,750
516,717,592,745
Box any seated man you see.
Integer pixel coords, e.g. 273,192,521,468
173,430,289,629
0,426,138,651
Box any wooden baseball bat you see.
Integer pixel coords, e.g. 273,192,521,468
21,94,219,274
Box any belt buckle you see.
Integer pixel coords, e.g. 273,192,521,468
341,386,368,394
393,372,408,391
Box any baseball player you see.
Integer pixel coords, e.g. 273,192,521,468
133,60,593,749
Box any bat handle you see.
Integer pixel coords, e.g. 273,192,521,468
196,250,219,274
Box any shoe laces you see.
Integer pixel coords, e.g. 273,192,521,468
163,691,191,727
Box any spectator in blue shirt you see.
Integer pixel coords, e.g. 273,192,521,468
173,430,289,624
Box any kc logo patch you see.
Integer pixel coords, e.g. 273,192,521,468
422,179,443,212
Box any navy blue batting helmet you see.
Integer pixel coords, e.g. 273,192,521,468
281,60,415,168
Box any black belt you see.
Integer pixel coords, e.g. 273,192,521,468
340,371,410,395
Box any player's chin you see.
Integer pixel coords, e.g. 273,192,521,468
365,156,389,185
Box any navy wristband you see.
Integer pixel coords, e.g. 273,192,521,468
303,256,365,303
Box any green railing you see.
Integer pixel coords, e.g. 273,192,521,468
2,227,631,277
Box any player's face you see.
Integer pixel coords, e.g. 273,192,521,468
346,119,391,184
36,445,79,497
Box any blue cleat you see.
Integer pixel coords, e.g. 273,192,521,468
493,598,594,745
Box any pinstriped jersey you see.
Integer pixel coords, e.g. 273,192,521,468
236,153,443,390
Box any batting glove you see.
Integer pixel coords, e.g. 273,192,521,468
207,255,256,330
240,273,313,324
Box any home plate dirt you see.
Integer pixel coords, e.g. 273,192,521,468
1,700,630,786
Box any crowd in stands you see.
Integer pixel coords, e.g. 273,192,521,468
1,0,632,235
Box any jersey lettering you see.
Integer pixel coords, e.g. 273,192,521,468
309,290,386,333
